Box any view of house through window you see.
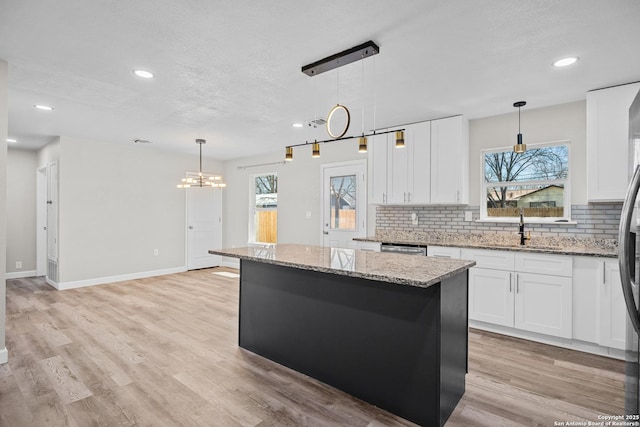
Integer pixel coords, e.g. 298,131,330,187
330,175,357,230
482,143,569,220
251,173,277,243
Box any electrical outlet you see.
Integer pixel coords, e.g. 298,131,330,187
16,261,22,269
153,249,159,256
464,211,473,222
411,213,419,226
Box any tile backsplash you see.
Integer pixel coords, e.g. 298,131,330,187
375,203,622,240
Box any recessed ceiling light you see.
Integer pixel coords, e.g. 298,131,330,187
553,57,579,67
133,69,154,79
292,123,303,128
6,138,17,143
34,104,54,111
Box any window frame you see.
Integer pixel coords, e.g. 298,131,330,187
479,140,572,223
248,172,278,244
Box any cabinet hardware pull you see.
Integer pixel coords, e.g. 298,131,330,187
603,261,606,285
509,272,513,292
516,274,520,293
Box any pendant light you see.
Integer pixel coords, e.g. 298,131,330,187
285,146,293,161
177,139,226,188
395,131,405,148
513,101,527,154
312,141,320,158
358,57,368,153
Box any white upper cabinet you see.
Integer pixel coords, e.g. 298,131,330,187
410,121,431,204
368,116,467,205
587,82,640,202
368,131,390,204
430,115,469,204
388,129,410,204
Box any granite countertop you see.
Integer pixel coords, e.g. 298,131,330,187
210,244,475,289
354,231,618,258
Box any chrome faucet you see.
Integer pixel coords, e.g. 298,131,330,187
518,208,531,246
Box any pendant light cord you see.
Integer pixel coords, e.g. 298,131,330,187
361,57,365,134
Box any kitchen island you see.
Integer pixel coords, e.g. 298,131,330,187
209,244,475,426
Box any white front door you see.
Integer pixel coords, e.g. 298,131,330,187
187,187,222,270
321,160,367,248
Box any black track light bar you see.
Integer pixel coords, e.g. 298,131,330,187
285,127,404,149
301,41,380,77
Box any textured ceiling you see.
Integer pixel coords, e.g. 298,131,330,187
1,0,639,159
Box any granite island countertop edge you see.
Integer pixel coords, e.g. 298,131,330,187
210,245,475,289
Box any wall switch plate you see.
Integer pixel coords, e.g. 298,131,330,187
16,261,22,269
464,211,473,222
306,211,312,219
153,249,159,256
411,213,419,226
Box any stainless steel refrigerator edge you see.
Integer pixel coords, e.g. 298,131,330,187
619,88,640,414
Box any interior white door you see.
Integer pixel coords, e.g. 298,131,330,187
47,162,58,261
187,187,222,270
36,167,47,276
321,161,366,248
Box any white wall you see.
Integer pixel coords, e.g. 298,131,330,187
223,141,369,249
56,136,223,286
469,101,587,206
1,59,9,364
6,148,38,275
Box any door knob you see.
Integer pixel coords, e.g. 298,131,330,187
323,231,329,235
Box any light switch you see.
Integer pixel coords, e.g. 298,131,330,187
306,211,312,219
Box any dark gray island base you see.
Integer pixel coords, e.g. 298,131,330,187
210,245,475,427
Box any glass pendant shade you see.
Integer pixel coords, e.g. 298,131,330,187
312,142,320,158
285,146,293,161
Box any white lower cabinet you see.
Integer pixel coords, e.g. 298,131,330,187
427,245,461,259
573,257,625,350
468,268,514,327
353,241,381,252
514,272,572,338
463,248,573,339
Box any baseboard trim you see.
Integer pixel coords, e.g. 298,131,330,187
0,347,7,364
53,266,188,290
470,321,625,360
222,258,240,269
6,270,38,279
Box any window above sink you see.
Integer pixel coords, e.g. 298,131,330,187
481,141,571,223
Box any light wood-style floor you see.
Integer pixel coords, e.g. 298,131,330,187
1,268,625,426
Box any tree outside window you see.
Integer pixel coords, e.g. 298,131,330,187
482,143,569,220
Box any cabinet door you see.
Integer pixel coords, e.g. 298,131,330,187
409,121,431,203
587,82,640,202
599,261,626,350
515,273,572,338
388,129,409,204
368,132,389,204
571,257,601,343
469,268,514,327
430,115,468,204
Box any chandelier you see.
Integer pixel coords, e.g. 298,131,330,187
177,139,227,188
